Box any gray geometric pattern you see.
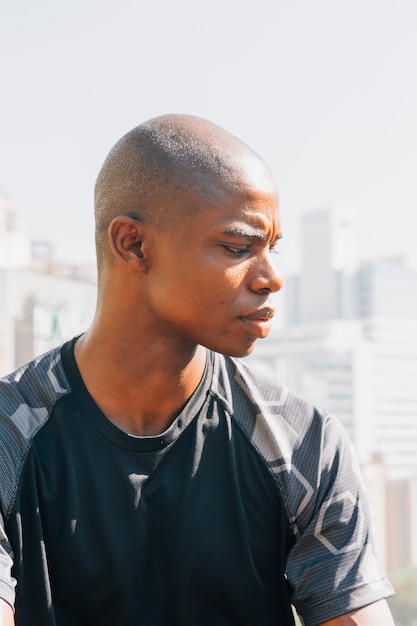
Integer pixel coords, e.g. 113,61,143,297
212,355,394,625
314,489,365,555
0,346,70,515
0,344,394,626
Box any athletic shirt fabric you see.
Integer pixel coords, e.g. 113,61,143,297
0,338,393,626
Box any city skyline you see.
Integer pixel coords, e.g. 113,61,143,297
3,197,417,586
250,207,417,482
1,0,416,271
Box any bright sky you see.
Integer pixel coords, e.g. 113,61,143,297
1,0,416,272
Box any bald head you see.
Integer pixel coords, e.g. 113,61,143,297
94,114,276,269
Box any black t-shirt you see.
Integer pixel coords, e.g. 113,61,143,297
0,339,393,625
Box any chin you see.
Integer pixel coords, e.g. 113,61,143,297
212,341,257,359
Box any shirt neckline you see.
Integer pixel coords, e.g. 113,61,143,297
60,338,214,452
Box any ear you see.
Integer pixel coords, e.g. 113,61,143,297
108,216,148,271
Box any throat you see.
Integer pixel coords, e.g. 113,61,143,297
75,341,208,437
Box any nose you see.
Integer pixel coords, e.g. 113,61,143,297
248,253,283,294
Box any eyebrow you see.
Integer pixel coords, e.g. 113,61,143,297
222,227,283,246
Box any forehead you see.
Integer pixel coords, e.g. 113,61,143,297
179,184,281,241
157,150,280,240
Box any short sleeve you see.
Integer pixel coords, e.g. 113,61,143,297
285,414,394,625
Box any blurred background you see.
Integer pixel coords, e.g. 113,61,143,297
1,1,416,622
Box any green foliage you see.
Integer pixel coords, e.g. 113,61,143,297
388,568,417,626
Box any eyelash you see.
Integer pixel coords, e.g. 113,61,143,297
224,246,279,257
226,246,250,257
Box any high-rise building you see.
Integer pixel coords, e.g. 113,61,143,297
0,193,96,375
0,193,31,267
249,208,417,572
249,208,417,481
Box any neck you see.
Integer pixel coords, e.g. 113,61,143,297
74,324,207,437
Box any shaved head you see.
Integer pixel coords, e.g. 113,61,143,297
94,114,276,270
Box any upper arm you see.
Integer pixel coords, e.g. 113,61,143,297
284,414,394,623
1,599,15,626
319,599,395,625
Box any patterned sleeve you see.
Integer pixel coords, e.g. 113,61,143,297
0,347,70,611
285,412,394,625
0,511,16,608
224,357,394,625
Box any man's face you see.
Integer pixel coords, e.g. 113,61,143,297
144,181,283,358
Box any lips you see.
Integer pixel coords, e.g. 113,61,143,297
241,307,275,322
239,307,275,339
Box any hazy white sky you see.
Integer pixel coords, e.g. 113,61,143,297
1,0,416,272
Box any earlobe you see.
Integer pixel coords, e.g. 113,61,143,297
108,216,147,270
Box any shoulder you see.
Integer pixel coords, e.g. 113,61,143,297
0,343,71,418
211,353,358,524
211,352,340,454
210,356,394,623
0,343,72,516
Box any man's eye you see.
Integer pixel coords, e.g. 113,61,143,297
225,246,249,256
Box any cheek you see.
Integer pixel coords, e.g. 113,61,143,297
215,267,248,297
193,281,243,317
156,254,247,310
198,269,242,297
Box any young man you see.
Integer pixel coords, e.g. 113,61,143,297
0,115,394,625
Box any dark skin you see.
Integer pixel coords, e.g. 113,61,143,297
76,118,284,435
1,116,394,625
75,173,282,436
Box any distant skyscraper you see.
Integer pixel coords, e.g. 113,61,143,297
0,194,96,375
297,209,358,323
250,208,417,481
356,259,417,480
0,193,31,268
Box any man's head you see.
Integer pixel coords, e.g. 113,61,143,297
95,114,275,268
94,114,283,356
